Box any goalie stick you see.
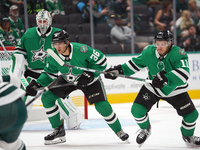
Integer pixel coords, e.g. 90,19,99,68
26,81,77,107
47,48,152,83
0,40,29,89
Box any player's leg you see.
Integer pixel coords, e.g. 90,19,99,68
57,96,82,130
41,90,66,145
0,99,27,150
131,85,159,147
167,92,200,147
81,78,129,142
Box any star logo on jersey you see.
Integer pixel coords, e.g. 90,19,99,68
31,45,47,62
63,68,80,82
143,93,151,101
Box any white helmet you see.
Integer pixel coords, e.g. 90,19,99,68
36,9,52,35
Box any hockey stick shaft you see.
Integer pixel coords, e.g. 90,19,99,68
47,49,152,83
26,81,76,107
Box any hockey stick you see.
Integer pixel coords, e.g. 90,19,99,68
47,49,152,83
26,81,77,107
0,40,29,89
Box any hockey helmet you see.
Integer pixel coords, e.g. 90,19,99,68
153,30,173,47
36,9,52,34
52,30,69,44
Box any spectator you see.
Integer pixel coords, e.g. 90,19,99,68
114,0,127,18
76,0,88,13
46,0,65,17
9,0,24,15
0,17,20,46
188,0,198,21
27,0,47,14
172,10,194,36
176,0,188,13
154,0,173,31
8,5,24,37
82,0,108,25
179,24,200,51
1,0,13,15
110,14,149,52
146,0,163,24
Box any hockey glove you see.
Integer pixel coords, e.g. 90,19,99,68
77,71,94,87
152,70,168,89
25,80,42,96
104,65,123,80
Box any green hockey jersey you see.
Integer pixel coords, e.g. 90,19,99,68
121,45,190,97
37,43,107,87
9,17,24,37
0,27,20,46
14,27,61,70
46,0,65,15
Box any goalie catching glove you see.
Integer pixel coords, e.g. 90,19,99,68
152,70,168,88
104,65,123,80
25,80,42,96
77,71,94,87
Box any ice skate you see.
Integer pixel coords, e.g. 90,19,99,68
136,125,151,148
182,134,200,147
44,119,66,145
116,129,129,143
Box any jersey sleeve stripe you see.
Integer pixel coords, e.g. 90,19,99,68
45,72,58,79
96,55,107,66
14,47,27,55
126,60,140,73
172,69,189,83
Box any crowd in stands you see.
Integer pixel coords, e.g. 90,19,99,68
0,0,200,53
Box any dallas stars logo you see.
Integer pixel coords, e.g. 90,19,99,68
63,68,80,82
143,93,151,101
31,45,47,62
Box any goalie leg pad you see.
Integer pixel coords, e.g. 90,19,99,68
0,138,25,150
57,97,82,129
11,54,28,78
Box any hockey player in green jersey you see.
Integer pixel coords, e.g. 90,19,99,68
0,74,27,150
105,30,200,147
11,9,82,132
25,30,129,144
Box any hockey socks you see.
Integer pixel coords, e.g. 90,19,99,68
181,109,199,137
94,101,129,141
131,103,150,129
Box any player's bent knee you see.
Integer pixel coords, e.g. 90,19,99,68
94,101,112,117
131,103,148,118
0,138,25,150
183,109,199,122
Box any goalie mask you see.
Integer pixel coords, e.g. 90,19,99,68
153,30,173,47
36,9,52,35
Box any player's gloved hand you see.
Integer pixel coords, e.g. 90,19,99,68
77,71,94,87
104,65,123,80
25,80,42,96
152,70,168,88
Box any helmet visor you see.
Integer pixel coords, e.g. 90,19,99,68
153,40,170,47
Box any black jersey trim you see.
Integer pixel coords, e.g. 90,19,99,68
46,105,59,115
98,57,107,66
128,60,140,71
174,69,189,80
15,47,26,53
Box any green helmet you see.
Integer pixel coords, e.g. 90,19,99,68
36,9,52,35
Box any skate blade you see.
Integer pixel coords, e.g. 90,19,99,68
44,137,66,145
125,139,130,144
137,133,151,148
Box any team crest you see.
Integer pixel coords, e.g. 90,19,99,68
157,61,165,71
143,93,151,101
80,46,88,53
63,68,80,82
31,45,47,62
178,49,186,55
